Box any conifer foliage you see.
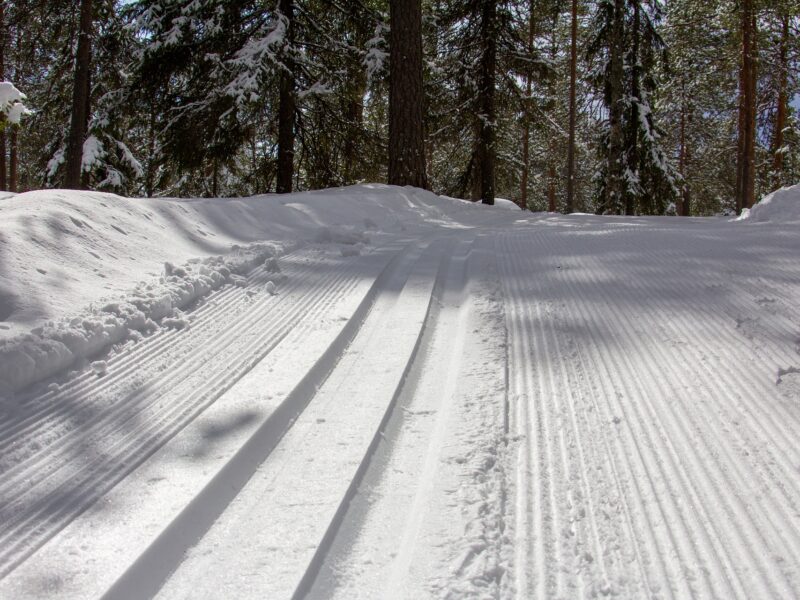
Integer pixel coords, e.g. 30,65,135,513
590,0,678,215
0,0,796,215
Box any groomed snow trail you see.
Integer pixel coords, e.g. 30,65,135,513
1,188,800,600
502,216,800,600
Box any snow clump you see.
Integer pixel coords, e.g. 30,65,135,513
0,243,278,396
0,81,30,125
738,184,800,224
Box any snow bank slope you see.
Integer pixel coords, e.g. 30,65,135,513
739,184,800,223
0,186,510,395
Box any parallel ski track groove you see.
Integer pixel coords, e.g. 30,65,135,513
0,247,312,455
607,237,800,592
0,256,351,499
0,265,357,574
555,239,747,599
292,238,454,599
507,232,649,597
547,227,800,598
0,245,404,578
501,232,659,599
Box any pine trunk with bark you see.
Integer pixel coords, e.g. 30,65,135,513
678,91,691,216
772,13,788,188
477,0,497,205
0,1,6,192
9,26,18,193
602,0,626,214
625,0,641,216
388,0,428,189
64,0,93,189
276,0,295,194
735,0,756,214
565,0,578,213
520,0,535,210
343,69,366,184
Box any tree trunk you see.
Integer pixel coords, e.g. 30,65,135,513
477,0,497,205
547,148,557,211
520,0,534,210
9,23,18,193
735,0,756,213
746,11,757,208
9,128,17,192
343,69,366,184
772,12,788,188
565,0,578,213
603,0,625,214
64,0,92,189
678,93,691,216
625,0,640,216
276,0,295,194
0,0,6,192
388,0,428,189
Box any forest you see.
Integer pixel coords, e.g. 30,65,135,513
0,0,798,216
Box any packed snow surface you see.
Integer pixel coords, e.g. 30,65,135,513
1,183,799,599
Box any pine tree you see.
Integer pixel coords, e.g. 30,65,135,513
590,0,677,215
64,0,93,189
565,0,578,213
388,0,427,189
735,0,757,214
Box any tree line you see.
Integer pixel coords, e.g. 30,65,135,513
0,0,797,215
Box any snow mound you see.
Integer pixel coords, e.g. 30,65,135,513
739,185,800,224
493,197,523,210
0,243,275,395
0,184,535,396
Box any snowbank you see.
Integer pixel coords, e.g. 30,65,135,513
0,185,516,396
738,184,800,224
0,245,277,394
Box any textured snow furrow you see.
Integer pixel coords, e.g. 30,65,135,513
0,274,358,575
0,258,354,536
551,231,799,598
561,249,759,599
0,241,417,600
501,233,651,599
510,256,584,599
607,235,800,508
603,245,800,590
0,248,393,578
551,292,669,600
0,254,304,460
0,254,350,495
154,240,448,600
559,238,781,598
629,239,800,467
0,245,317,447
500,246,551,599
518,249,645,597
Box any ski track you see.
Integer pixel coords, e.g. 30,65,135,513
1,211,799,600
154,236,453,599
0,242,404,578
501,220,800,600
305,233,511,600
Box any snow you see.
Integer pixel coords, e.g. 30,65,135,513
1,183,799,599
0,81,29,125
737,183,800,224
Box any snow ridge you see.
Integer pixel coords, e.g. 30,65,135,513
0,243,280,396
